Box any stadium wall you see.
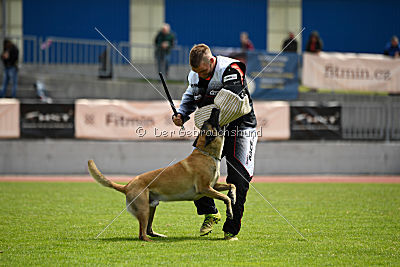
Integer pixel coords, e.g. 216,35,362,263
165,0,267,49
0,140,399,175
22,0,130,41
302,0,400,54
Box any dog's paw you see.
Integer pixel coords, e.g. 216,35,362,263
147,231,167,238
140,236,153,242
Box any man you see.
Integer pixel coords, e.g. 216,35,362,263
1,39,19,98
282,32,298,53
240,32,254,52
384,36,400,58
172,44,257,241
154,23,175,77
305,31,323,53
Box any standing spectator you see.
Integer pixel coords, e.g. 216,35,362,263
154,23,175,77
384,36,400,58
305,31,323,53
1,39,19,98
240,32,254,52
282,32,298,53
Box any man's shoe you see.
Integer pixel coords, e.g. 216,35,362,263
199,212,221,236
224,232,239,241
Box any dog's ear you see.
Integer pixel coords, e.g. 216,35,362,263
205,132,216,147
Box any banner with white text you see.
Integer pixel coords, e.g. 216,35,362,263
302,52,400,93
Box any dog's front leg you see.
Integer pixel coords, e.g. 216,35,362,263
147,206,167,238
213,183,236,205
199,186,233,219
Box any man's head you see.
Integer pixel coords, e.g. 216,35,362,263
391,36,399,47
189,44,216,79
288,32,295,39
3,39,12,49
240,32,249,42
162,23,170,34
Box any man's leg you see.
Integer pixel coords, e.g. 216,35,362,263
0,68,10,98
156,51,162,74
222,128,257,239
222,154,251,236
10,67,18,98
194,197,218,215
165,54,170,77
194,197,221,236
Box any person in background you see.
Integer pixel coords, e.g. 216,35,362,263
0,39,19,98
282,32,298,53
240,32,254,52
305,31,323,53
384,36,400,58
154,23,175,78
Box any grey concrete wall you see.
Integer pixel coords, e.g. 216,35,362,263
1,140,399,175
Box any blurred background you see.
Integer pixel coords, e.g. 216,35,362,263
0,0,399,176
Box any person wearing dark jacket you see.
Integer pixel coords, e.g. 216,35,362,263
384,36,400,58
282,32,298,53
154,23,175,77
305,31,323,53
1,39,19,98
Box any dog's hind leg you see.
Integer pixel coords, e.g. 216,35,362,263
213,183,236,205
126,192,151,242
147,206,167,238
199,186,234,219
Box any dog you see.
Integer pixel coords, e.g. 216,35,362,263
88,108,236,241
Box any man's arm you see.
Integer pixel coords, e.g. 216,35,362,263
222,62,246,97
9,46,18,65
173,77,197,126
176,85,197,120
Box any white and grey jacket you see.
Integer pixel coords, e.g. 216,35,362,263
177,55,257,129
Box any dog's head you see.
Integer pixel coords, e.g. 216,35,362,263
193,108,224,154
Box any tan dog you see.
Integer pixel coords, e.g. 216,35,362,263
88,108,236,241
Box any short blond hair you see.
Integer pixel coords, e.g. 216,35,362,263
189,44,212,68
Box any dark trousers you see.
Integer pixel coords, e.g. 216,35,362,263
155,50,170,77
0,66,18,98
194,130,255,235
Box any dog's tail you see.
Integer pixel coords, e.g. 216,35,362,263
88,160,126,193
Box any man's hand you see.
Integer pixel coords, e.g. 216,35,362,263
172,113,183,126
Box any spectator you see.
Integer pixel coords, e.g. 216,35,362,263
282,32,298,53
240,32,254,52
154,23,175,77
305,31,323,53
384,36,400,58
1,39,19,98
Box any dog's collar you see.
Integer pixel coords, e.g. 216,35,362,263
194,147,221,161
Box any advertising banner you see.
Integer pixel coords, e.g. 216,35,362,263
0,99,20,138
253,101,290,140
290,102,341,140
246,51,299,100
75,99,196,140
302,52,400,93
75,100,290,141
20,103,75,138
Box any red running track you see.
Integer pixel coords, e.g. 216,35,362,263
0,175,399,183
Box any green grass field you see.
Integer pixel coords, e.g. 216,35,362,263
1,182,399,266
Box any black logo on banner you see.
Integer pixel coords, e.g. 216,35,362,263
290,105,342,140
20,103,75,138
